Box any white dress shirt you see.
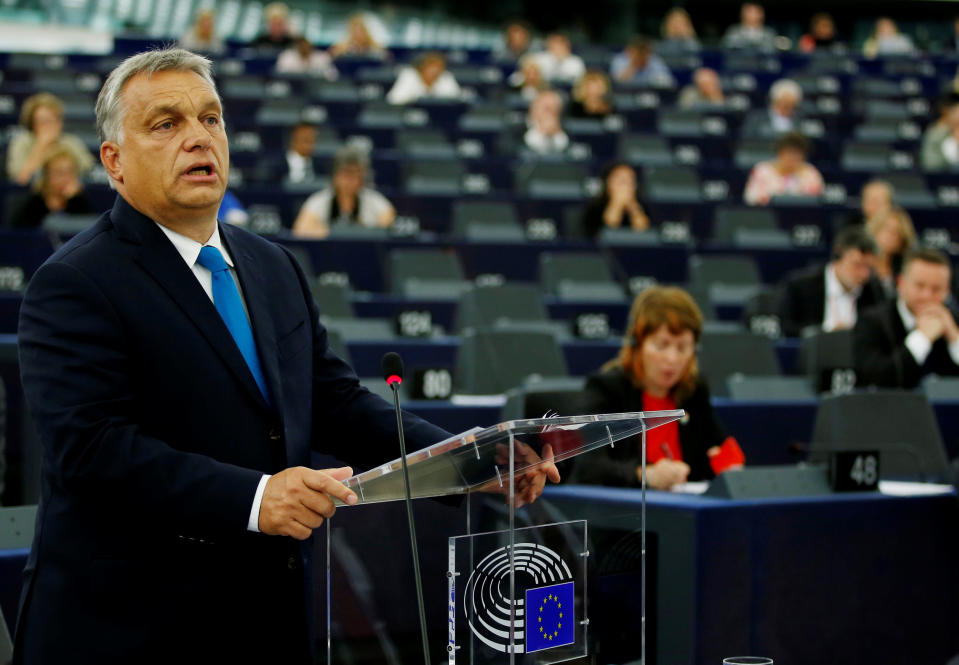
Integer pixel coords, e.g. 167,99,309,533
897,298,959,366
285,150,313,183
822,264,860,332
386,67,462,105
155,222,270,533
531,51,586,83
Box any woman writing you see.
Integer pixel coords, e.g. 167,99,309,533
572,286,743,490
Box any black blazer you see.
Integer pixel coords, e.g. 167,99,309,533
854,299,959,389
14,196,450,664
778,263,887,337
570,368,728,486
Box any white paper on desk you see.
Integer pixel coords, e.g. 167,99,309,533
878,480,955,496
670,481,709,494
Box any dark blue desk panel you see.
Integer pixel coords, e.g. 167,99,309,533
543,485,959,665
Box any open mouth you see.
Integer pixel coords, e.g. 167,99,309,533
184,165,214,176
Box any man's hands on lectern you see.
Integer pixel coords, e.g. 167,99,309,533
258,466,357,540
481,442,562,507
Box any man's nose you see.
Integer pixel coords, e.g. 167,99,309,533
184,118,213,150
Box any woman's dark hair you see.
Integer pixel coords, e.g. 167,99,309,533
596,161,636,201
775,131,809,155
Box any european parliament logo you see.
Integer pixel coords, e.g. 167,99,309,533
525,581,575,653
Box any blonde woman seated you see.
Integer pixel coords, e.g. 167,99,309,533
569,70,614,119
329,13,390,60
10,148,93,228
866,205,917,295
292,146,395,239
743,132,823,206
572,286,744,490
7,92,93,185
386,52,461,105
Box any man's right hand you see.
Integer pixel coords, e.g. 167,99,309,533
258,466,357,540
917,307,947,343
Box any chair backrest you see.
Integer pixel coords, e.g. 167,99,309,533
501,376,589,421
389,248,465,295
310,281,354,319
514,162,588,197
698,331,780,397
688,254,761,287
809,391,950,481
454,329,568,394
799,329,855,394
540,252,616,294
727,375,816,401
455,284,548,332
713,207,778,242
618,134,674,167
451,201,520,236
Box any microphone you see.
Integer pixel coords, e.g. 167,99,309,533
381,352,431,665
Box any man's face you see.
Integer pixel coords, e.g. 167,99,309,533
772,92,799,117
530,93,561,134
899,260,951,314
290,125,316,157
833,248,875,291
547,35,570,58
742,4,764,28
102,70,228,225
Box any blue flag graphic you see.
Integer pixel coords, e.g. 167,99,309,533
525,581,575,653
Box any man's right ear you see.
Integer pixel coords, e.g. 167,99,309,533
100,142,123,185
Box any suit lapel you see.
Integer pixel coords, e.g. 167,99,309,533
110,197,271,412
221,225,283,410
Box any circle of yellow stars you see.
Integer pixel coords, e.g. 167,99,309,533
537,593,564,641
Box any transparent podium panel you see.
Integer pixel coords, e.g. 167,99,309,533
325,410,684,665
337,410,686,505
449,521,588,665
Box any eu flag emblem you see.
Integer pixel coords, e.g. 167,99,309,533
525,581,575,653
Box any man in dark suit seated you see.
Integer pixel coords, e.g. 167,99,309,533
855,248,959,388
778,226,886,337
13,48,558,664
256,121,320,185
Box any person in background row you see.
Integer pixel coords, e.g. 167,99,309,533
255,122,319,185
179,8,225,55
386,51,461,105
10,148,94,229
522,89,570,155
532,32,586,84
798,12,839,53
610,36,674,87
660,8,700,50
581,162,649,239
855,248,959,388
920,93,959,172
778,226,885,337
572,286,744,490
569,70,614,119
847,178,894,227
218,190,249,227
251,2,295,50
508,54,550,101
862,17,915,58
866,205,917,296
722,2,777,50
742,78,803,138
276,36,338,79
743,131,823,206
329,13,390,60
494,19,536,62
678,67,725,109
7,92,94,185
292,145,395,239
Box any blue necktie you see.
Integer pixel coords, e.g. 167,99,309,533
196,245,271,404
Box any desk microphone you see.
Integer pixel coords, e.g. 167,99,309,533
382,352,431,665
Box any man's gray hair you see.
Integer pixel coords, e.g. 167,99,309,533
769,78,802,103
95,47,220,143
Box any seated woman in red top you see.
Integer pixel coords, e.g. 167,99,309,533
572,286,743,490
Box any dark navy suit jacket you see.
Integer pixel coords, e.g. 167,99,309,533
14,195,450,664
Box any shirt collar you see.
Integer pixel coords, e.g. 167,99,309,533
154,222,234,269
897,298,916,330
825,263,861,299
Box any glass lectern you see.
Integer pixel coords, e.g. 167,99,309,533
328,410,684,664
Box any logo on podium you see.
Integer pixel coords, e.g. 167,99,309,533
462,543,575,654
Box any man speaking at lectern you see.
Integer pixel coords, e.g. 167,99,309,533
13,48,557,664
